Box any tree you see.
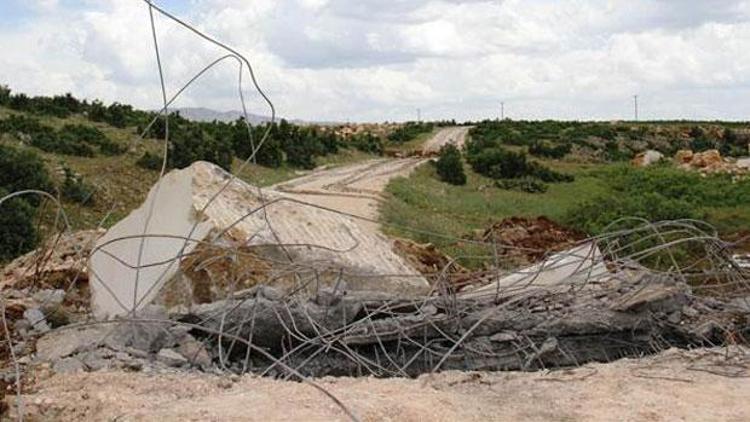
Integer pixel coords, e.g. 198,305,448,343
436,144,466,185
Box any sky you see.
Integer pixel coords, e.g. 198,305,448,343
1,0,749,122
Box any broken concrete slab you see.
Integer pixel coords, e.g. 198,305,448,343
157,348,188,367
89,161,428,319
461,242,609,299
35,326,110,362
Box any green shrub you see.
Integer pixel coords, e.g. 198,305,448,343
58,124,125,156
136,151,164,170
564,164,750,234
495,177,548,193
61,166,95,205
529,141,571,159
169,124,233,171
0,189,39,262
0,145,52,261
350,132,384,155
387,122,434,144
435,144,466,185
0,144,53,204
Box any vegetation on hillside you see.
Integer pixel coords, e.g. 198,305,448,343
469,119,750,162
387,122,434,145
0,145,53,260
382,156,750,268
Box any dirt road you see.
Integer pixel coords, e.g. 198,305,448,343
13,347,750,421
273,127,469,222
421,125,470,154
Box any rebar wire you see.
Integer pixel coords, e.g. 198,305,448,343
1,3,750,422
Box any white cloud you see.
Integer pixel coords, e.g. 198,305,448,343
1,0,750,121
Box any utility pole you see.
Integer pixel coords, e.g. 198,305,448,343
417,108,421,123
501,102,505,120
633,95,639,121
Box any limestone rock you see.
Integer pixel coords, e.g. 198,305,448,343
674,150,694,164
631,150,664,167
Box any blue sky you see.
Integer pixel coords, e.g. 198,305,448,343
1,0,750,122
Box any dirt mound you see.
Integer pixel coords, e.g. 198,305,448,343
476,217,584,266
392,238,467,281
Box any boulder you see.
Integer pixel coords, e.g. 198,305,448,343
89,161,428,319
690,149,722,168
631,150,664,167
674,150,694,165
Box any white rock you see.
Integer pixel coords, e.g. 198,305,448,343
89,161,428,319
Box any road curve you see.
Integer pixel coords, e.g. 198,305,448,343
272,127,469,223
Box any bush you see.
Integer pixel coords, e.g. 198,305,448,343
0,144,53,204
0,189,39,262
565,193,700,236
136,151,164,170
350,132,384,155
61,166,95,205
495,177,548,193
58,124,125,156
435,144,466,185
169,124,233,171
387,122,434,145
528,141,571,159
564,164,750,235
0,145,52,261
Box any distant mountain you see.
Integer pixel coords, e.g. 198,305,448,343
173,107,272,124
172,107,341,126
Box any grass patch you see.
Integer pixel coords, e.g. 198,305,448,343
381,158,750,268
380,160,608,267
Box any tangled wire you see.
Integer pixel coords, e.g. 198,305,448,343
2,2,750,421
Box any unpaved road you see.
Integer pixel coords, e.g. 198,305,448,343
12,347,750,421
273,126,469,222
421,126,470,154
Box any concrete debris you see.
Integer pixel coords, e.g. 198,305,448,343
52,357,85,374
462,242,608,299
734,254,750,269
22,308,50,334
611,282,688,313
157,349,188,367
89,161,428,320
631,150,664,167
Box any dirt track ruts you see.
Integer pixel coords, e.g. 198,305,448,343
272,126,469,223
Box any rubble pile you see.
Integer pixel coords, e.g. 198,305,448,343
1,162,749,415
